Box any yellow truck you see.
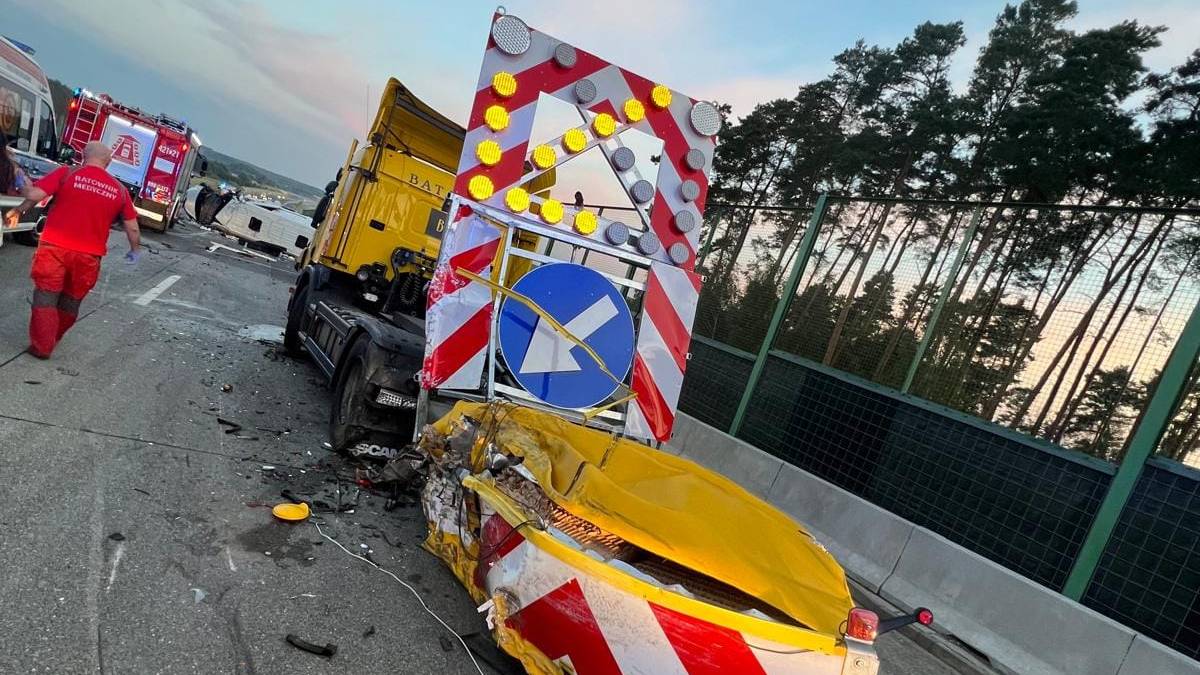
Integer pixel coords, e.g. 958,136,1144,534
286,79,549,457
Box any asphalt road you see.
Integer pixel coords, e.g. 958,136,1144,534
0,223,973,674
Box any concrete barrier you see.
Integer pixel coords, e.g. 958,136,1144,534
1118,635,1200,675
668,412,1200,675
881,527,1135,675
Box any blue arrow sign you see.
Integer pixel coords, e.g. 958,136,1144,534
498,263,635,409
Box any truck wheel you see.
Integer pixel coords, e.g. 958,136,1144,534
329,336,369,453
284,283,309,356
13,217,43,247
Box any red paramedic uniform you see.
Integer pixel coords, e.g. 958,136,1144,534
28,165,136,358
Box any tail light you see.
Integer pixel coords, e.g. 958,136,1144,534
846,608,879,642
69,100,78,110
182,142,190,153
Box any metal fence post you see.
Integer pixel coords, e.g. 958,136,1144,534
900,205,982,394
1062,296,1200,600
729,194,830,436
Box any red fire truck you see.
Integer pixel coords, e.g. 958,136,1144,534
60,89,203,232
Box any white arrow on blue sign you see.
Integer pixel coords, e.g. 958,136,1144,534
497,263,635,409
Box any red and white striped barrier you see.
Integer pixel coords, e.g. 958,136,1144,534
476,508,865,675
422,207,500,389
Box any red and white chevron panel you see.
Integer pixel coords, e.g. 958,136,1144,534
626,262,701,442
421,207,500,390
476,510,852,675
453,13,716,271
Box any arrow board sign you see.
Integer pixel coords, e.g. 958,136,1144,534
497,263,635,410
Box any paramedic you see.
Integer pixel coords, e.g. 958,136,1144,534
4,141,141,358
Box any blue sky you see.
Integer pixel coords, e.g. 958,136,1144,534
8,0,1195,187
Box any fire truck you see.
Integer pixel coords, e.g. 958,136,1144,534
60,89,203,232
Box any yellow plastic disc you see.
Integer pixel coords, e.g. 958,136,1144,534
484,105,509,132
651,84,673,109
476,139,502,167
492,71,517,97
468,175,494,200
505,188,530,212
540,199,564,224
574,210,598,235
531,144,557,170
592,113,617,138
272,502,310,522
623,99,646,123
562,128,588,153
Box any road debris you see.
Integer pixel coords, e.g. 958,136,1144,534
190,588,206,604
285,634,337,659
271,502,310,522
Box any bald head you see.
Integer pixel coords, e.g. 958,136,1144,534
83,141,112,167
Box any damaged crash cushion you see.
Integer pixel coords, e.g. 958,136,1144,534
432,402,854,634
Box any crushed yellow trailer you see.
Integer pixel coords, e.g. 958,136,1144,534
419,401,881,675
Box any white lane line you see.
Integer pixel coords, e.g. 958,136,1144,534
133,275,181,306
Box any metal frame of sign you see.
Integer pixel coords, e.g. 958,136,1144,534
416,192,652,437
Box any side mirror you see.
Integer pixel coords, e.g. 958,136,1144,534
199,158,209,176
58,146,76,164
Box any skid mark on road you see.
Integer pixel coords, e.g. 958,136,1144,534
133,275,182,306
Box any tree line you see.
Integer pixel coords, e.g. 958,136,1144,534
695,0,1200,462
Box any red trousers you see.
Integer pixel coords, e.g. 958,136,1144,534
29,242,101,358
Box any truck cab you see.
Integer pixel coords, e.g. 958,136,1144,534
288,79,550,457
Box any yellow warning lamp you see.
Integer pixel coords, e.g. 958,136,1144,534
505,188,530,212
476,139,502,167
623,99,646,123
468,175,494,200
532,144,557,170
540,199,564,224
592,113,616,138
562,128,587,153
650,84,672,109
492,71,517,98
484,105,510,132
574,210,598,235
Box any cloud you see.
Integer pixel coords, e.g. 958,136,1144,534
13,0,371,183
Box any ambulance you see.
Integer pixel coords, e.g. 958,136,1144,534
0,35,62,244
59,88,203,232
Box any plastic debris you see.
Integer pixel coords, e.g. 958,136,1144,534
272,502,311,522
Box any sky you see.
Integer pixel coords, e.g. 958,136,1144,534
6,0,1196,188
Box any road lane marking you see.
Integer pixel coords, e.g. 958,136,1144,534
133,275,181,306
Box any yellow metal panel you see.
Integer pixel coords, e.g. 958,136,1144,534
432,401,856,636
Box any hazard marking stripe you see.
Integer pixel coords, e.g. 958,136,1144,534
630,355,674,441
425,237,500,307
506,579,624,675
631,316,684,435
466,51,609,131
644,271,692,374
651,603,769,675
422,308,491,388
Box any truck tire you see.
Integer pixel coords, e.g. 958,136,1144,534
329,336,369,453
284,282,309,356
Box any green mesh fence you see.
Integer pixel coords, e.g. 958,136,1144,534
679,195,1200,660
